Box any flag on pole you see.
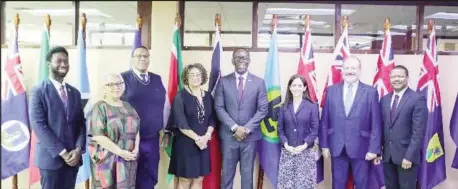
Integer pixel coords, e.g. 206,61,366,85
29,24,50,186
416,22,446,189
74,20,91,184
320,27,350,107
451,94,458,168
164,20,184,185
1,20,31,180
368,22,397,189
203,23,223,189
296,21,323,183
131,27,142,56
258,19,281,187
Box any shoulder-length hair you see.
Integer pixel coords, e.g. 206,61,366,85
283,74,311,109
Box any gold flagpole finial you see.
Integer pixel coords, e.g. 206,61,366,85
136,14,142,30
428,19,435,35
272,14,278,32
305,15,311,30
14,13,20,27
45,14,51,31
342,16,349,29
81,13,87,31
215,14,221,32
175,13,181,28
384,17,391,33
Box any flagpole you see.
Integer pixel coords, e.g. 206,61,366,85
341,15,356,189
79,12,91,189
256,14,277,189
10,12,20,189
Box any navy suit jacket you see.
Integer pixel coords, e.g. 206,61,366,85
319,81,382,159
381,88,427,165
29,79,86,170
215,72,268,142
277,99,319,147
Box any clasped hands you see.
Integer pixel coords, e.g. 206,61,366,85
195,133,212,150
321,148,377,161
60,148,82,167
284,143,308,155
233,126,250,141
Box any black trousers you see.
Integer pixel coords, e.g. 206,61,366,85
383,157,418,189
39,164,78,189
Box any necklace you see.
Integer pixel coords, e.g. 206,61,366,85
130,69,151,85
189,87,205,124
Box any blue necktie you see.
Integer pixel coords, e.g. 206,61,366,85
140,73,147,83
344,84,354,116
391,95,400,122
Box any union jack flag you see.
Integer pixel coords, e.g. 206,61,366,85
373,29,395,99
1,22,31,180
298,25,318,102
320,27,350,107
2,30,25,101
418,29,441,112
416,23,446,189
297,24,324,184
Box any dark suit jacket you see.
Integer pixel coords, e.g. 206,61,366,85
29,79,86,170
277,99,319,147
381,88,427,165
215,72,268,142
319,81,382,159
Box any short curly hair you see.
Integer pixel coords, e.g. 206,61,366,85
181,63,208,86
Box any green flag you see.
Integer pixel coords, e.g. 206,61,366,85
38,27,50,81
164,23,183,186
29,26,51,186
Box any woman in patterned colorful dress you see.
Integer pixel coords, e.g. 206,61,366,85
168,63,215,189
87,73,140,189
277,74,319,189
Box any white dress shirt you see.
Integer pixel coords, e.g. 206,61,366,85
49,77,71,156
232,72,250,132
49,77,67,101
391,87,408,108
343,80,359,103
235,71,248,90
132,68,150,82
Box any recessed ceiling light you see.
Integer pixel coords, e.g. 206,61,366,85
425,12,458,20
265,8,355,16
20,8,111,17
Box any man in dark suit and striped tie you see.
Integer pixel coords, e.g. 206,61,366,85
29,46,86,189
374,65,428,189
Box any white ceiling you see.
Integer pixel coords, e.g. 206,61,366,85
4,1,137,31
3,1,457,48
184,2,458,36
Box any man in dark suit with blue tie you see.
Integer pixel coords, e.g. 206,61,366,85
374,65,427,189
29,46,86,189
320,55,382,189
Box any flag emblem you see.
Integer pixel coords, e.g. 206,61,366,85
426,133,444,162
1,120,30,152
260,93,281,142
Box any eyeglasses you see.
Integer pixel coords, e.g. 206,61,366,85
233,56,250,62
105,81,124,88
189,73,202,78
133,55,150,59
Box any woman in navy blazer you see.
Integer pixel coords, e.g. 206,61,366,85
276,74,319,189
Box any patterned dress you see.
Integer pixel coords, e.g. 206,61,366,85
87,100,140,189
277,147,317,189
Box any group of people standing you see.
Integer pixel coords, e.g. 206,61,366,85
29,45,426,189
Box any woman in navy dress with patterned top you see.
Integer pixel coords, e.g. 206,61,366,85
168,63,216,189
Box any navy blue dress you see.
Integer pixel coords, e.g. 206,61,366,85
168,89,216,178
